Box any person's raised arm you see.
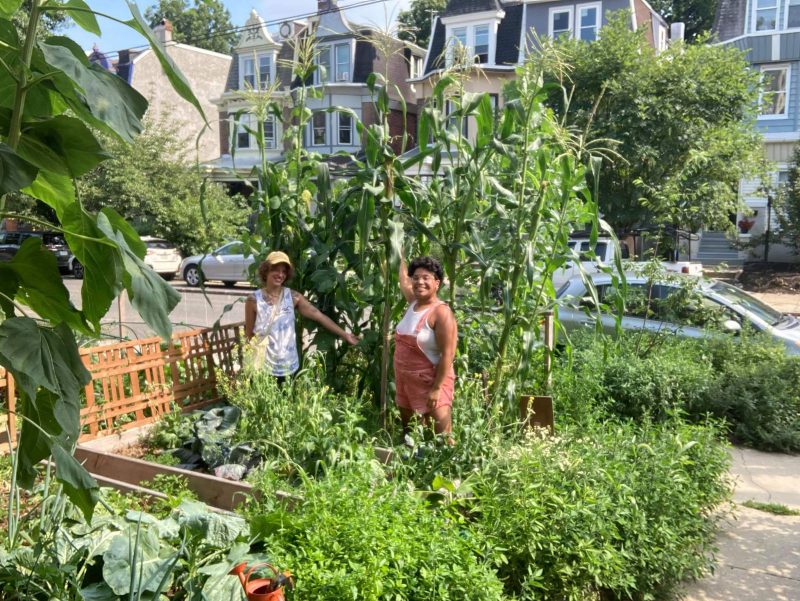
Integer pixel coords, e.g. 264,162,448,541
244,295,257,340
294,292,360,345
399,258,414,303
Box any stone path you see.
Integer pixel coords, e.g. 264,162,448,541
681,448,800,601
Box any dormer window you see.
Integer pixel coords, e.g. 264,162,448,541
474,25,489,62
446,23,493,66
240,53,273,89
549,3,601,41
753,0,778,31
315,42,352,84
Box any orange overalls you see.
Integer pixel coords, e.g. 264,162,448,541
393,302,455,414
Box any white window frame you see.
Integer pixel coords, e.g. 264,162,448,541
337,112,353,146
315,46,331,84
576,2,602,41
263,116,277,150
239,52,274,90
752,0,779,32
310,111,328,146
785,0,800,30
334,43,351,82
234,113,252,150
315,42,352,84
474,24,490,63
446,23,494,66
549,6,573,39
758,64,790,119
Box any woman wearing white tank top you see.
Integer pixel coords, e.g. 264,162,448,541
244,251,359,380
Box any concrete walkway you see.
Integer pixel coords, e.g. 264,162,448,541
750,292,800,315
682,448,800,601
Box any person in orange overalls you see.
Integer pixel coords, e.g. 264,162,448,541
394,256,457,439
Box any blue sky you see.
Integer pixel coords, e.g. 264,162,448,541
66,0,412,54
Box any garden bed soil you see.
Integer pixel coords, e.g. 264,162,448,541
738,263,800,293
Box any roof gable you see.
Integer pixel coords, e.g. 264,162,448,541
443,0,502,18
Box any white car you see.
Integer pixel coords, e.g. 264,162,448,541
179,241,255,288
556,272,800,355
141,237,182,280
70,236,181,280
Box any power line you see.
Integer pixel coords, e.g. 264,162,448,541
95,0,397,60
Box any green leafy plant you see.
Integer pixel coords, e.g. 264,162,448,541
741,500,800,516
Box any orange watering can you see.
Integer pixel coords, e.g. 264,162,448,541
230,562,293,601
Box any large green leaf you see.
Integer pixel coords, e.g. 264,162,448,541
60,203,124,326
97,209,178,340
103,528,174,595
22,168,75,214
175,500,248,547
51,443,100,522
0,143,38,194
52,0,101,35
17,115,111,177
0,318,90,407
0,0,23,18
0,237,88,332
124,1,207,124
39,37,147,142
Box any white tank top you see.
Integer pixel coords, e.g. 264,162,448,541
254,288,300,376
395,302,442,365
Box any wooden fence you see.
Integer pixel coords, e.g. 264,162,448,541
1,323,244,443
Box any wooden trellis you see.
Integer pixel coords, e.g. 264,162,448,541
0,323,244,443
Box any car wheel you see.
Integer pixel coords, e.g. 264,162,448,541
72,261,84,279
222,280,237,288
183,265,203,287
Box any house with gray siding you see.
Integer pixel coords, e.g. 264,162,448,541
410,0,669,141
713,0,800,262
206,3,424,184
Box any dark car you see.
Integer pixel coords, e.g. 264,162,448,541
0,231,72,271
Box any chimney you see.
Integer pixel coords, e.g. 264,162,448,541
154,18,173,44
670,22,685,43
318,0,338,13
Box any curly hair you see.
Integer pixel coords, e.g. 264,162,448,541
407,256,444,281
257,258,293,285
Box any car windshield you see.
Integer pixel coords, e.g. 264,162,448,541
710,281,784,326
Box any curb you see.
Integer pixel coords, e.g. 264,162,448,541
173,285,255,297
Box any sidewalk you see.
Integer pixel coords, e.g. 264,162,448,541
681,448,800,601
750,291,800,315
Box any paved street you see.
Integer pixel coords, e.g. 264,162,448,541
62,277,250,340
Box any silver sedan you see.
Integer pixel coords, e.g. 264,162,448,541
179,242,256,288
556,273,800,355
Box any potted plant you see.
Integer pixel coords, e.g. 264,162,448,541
738,217,755,234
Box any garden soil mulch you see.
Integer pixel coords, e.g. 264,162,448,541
737,263,800,293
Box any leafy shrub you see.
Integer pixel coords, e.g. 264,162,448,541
221,357,373,479
474,420,732,600
248,463,504,601
554,331,800,452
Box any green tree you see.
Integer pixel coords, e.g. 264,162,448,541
397,0,446,49
145,0,236,55
537,15,766,232
80,116,249,255
648,0,719,42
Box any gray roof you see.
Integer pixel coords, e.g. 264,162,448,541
442,0,501,17
713,0,747,42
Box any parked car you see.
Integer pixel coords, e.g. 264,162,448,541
551,237,702,288
0,231,71,271
179,241,255,287
141,237,182,280
556,272,800,355
70,236,182,280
